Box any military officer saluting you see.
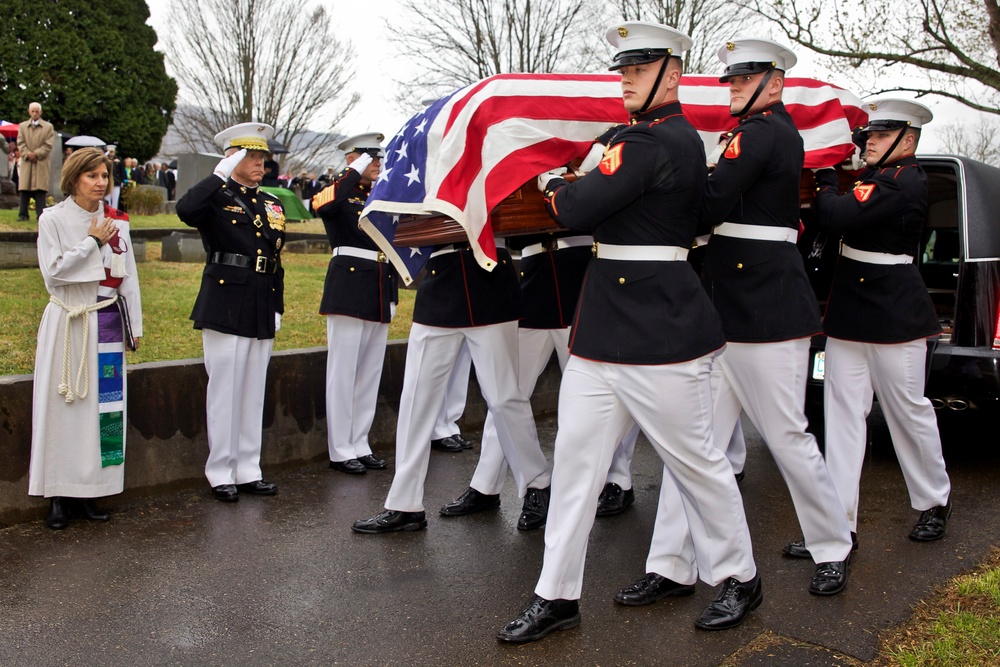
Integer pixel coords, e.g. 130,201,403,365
665,39,855,595
498,23,759,644
313,132,396,475
176,122,285,502
799,99,951,550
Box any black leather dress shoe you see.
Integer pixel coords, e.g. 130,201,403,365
496,595,580,643
451,433,474,450
695,575,762,631
614,573,695,606
357,454,387,470
596,482,634,517
809,558,849,596
909,503,951,541
211,484,239,502
440,487,500,516
45,497,69,530
351,509,427,534
76,498,110,521
430,436,465,452
517,486,550,531
236,480,278,495
329,459,367,474
734,470,746,483
784,531,858,559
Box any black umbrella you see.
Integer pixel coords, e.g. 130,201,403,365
267,139,289,155
168,159,178,169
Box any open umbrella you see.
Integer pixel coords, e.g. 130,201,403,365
0,122,17,140
267,139,289,155
65,135,107,148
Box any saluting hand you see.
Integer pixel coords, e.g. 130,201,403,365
214,148,247,180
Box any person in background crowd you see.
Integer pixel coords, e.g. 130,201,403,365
175,122,285,503
105,146,126,210
17,102,55,222
29,147,143,530
158,162,176,200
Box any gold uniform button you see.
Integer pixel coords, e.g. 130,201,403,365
349,267,355,272
231,219,237,224
619,277,625,284
737,263,744,269
256,232,261,237
219,279,225,284
520,271,524,277
859,278,865,283
255,215,261,221
431,270,436,276
252,198,257,203
257,249,262,255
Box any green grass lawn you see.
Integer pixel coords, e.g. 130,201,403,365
0,207,412,375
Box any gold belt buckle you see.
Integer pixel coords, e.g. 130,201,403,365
377,251,387,263
255,256,268,273
591,242,599,257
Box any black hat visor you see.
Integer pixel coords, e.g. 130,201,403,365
610,48,673,71
860,119,910,134
718,61,776,83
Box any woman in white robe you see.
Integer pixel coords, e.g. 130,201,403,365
29,147,143,529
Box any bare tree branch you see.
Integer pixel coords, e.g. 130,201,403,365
165,0,360,171
939,115,1000,165
743,0,1000,115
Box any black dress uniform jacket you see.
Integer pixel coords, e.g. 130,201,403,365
177,174,285,340
508,232,591,329
699,102,821,343
542,100,726,365
313,168,397,322
812,155,941,342
412,245,522,328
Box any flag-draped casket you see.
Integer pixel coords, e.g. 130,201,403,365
360,73,867,284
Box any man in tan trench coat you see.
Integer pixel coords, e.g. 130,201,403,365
17,102,55,222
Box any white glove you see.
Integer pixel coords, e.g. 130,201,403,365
810,167,836,174
849,147,865,171
537,167,568,193
349,152,374,175
274,312,282,332
214,149,246,180
706,142,725,168
578,143,606,173
390,301,397,320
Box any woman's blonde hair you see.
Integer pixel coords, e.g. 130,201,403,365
60,147,114,196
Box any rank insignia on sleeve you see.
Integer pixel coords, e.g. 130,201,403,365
723,133,742,159
599,144,623,175
853,183,876,203
265,200,286,231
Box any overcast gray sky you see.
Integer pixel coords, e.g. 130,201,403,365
144,0,976,152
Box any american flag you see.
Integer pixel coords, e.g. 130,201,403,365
360,73,865,284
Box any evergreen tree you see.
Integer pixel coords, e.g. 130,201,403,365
0,0,177,161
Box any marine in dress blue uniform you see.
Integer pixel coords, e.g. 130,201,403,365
313,132,397,475
647,38,855,595
497,23,759,644
807,99,951,545
176,122,285,502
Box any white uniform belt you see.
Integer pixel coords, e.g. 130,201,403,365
593,243,689,261
841,244,913,265
332,246,386,263
431,237,505,258
520,236,593,258
714,222,798,243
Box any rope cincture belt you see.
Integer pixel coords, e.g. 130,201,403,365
332,246,387,263
49,294,118,403
593,243,689,261
841,243,913,265
714,222,798,243
520,236,593,258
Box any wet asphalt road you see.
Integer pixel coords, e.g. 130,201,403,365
0,412,997,667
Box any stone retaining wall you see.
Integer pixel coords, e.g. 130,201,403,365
0,341,561,526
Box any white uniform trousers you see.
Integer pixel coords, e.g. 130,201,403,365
384,321,550,512
535,353,756,600
431,340,472,440
710,339,853,562
202,329,274,487
470,327,567,494
824,337,950,530
606,424,640,489
325,315,388,462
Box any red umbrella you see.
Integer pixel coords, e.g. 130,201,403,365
0,123,18,140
